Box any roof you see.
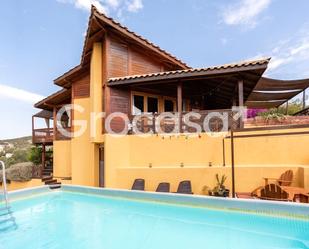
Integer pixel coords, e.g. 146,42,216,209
85,5,189,69
34,88,71,111
55,5,189,87
33,110,53,119
246,77,309,108
108,58,270,86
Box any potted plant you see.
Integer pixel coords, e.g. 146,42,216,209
206,174,229,197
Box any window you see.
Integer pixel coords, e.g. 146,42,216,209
147,97,158,113
164,99,174,112
133,95,144,114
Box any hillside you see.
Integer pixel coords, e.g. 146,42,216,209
0,136,33,166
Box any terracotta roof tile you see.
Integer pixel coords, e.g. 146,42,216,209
108,57,271,84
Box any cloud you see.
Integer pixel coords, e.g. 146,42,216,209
250,24,309,79
127,0,143,12
222,0,271,28
57,0,143,16
0,84,45,104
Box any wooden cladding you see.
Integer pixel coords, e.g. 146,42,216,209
131,49,161,75
108,37,164,78
109,41,128,78
72,74,90,98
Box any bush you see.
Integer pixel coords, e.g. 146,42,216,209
0,162,33,183
27,147,42,165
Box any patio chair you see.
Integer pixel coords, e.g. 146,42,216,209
156,182,170,192
175,180,193,194
131,178,145,191
263,170,293,186
297,194,309,203
260,184,289,201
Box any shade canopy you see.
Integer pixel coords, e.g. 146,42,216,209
246,77,309,108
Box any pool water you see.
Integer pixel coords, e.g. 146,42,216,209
0,190,309,249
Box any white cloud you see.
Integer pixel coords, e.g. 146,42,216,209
0,84,45,104
250,24,309,79
57,0,143,16
222,0,271,28
127,0,143,12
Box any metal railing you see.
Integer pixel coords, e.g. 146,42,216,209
0,161,9,209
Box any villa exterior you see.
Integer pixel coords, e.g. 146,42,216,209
32,6,309,194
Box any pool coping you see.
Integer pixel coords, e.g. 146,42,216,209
7,184,309,219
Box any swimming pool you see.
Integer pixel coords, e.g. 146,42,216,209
1,185,309,249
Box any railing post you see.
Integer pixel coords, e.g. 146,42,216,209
231,129,236,198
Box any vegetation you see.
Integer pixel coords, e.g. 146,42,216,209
202,174,229,197
257,101,303,118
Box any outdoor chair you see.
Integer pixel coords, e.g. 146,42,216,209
156,182,170,192
175,180,193,194
263,170,293,186
297,194,309,203
260,184,289,201
131,178,145,191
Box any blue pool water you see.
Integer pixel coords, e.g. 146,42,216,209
0,189,309,249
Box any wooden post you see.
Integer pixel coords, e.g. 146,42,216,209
303,89,306,110
32,116,35,144
41,143,46,178
238,79,244,107
238,79,244,128
53,107,57,140
177,82,183,133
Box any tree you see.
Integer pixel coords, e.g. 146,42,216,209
27,147,42,165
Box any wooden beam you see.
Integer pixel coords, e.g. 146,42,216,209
303,89,306,109
177,82,182,112
238,79,244,107
177,82,183,133
53,107,57,141
41,143,46,178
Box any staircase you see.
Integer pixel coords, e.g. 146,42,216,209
41,164,61,190
0,161,17,231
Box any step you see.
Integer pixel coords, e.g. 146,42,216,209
49,185,61,190
0,210,11,217
43,169,53,173
48,181,61,185
42,176,53,182
0,207,11,212
44,179,57,185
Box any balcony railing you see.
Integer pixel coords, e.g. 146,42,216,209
32,128,54,144
128,110,241,134
32,127,72,144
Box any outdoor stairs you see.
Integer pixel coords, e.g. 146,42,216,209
0,161,17,232
41,166,62,190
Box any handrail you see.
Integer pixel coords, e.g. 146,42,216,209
0,160,9,208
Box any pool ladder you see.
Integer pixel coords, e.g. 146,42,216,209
0,161,16,231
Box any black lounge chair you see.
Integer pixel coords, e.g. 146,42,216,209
131,178,145,191
156,182,170,192
175,180,193,194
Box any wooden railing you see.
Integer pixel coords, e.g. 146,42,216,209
128,110,241,134
32,127,72,144
32,128,53,144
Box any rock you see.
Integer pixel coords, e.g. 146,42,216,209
0,162,34,183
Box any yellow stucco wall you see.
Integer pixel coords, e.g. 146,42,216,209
90,42,104,143
7,179,42,191
71,97,99,186
104,129,309,194
53,140,71,178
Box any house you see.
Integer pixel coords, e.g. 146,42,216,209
33,6,309,194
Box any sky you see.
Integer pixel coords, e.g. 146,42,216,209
1,0,309,139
